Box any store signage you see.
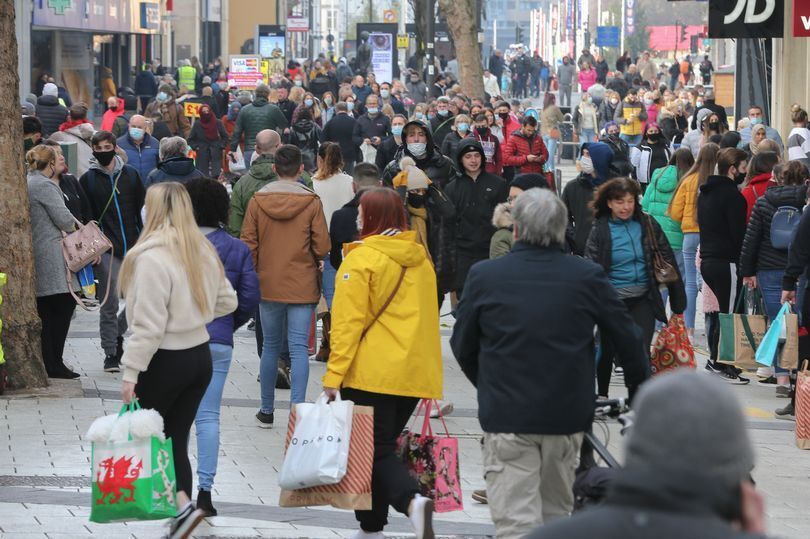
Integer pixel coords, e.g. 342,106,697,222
625,0,636,36
369,33,394,86
708,0,783,38
183,102,202,118
140,2,160,30
795,0,810,37
287,16,309,32
34,0,160,34
596,26,621,47
228,55,264,89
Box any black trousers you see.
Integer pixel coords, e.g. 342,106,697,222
36,293,76,375
340,388,420,532
701,259,740,362
455,250,489,300
135,343,213,496
598,295,657,396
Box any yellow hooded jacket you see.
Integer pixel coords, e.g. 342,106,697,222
323,231,443,399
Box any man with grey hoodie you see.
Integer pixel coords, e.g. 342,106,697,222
556,56,577,108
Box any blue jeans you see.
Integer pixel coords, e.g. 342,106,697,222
259,301,316,413
323,256,337,309
194,343,232,491
682,233,701,329
581,129,596,145
620,133,642,146
543,135,558,171
758,270,790,374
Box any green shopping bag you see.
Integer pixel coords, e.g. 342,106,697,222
89,401,177,523
718,287,767,371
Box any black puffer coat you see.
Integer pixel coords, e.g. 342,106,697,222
35,95,68,137
600,135,634,178
740,184,808,277
586,211,686,323
382,121,454,189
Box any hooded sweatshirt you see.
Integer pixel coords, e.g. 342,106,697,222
323,230,443,399
382,120,454,189
698,176,747,263
561,142,614,255
240,180,331,303
146,156,204,187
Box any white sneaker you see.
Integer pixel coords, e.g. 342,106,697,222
408,494,435,539
756,366,775,378
429,401,454,418
350,532,385,539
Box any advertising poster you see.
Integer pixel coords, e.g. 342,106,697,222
228,55,264,89
369,33,393,84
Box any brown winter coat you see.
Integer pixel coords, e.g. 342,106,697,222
240,180,330,303
144,98,191,138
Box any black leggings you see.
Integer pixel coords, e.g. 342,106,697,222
340,388,420,532
36,293,76,375
598,295,657,396
701,259,740,362
135,343,212,496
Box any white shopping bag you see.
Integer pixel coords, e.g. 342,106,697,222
278,392,353,490
230,146,246,172
360,141,377,164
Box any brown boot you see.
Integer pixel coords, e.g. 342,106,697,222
315,312,331,363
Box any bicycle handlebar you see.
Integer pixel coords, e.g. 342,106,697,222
594,397,629,418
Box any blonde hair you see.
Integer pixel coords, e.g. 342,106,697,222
118,182,224,316
289,86,305,104
26,145,56,171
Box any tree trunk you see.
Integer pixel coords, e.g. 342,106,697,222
409,0,429,74
0,1,49,390
438,0,485,99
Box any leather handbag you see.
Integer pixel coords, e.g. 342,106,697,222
62,217,114,311
645,215,679,285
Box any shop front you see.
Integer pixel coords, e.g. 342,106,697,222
27,0,162,120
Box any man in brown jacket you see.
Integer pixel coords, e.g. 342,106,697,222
241,145,330,427
144,84,191,138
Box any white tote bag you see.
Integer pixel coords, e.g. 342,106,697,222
360,141,377,164
229,146,247,172
278,392,354,490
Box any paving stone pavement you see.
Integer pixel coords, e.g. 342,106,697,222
3,166,810,536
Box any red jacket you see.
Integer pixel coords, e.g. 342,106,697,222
741,173,774,222
474,132,503,176
503,130,549,174
500,115,522,147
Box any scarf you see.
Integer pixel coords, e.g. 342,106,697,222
199,108,219,141
59,118,90,132
407,205,432,263
749,140,761,157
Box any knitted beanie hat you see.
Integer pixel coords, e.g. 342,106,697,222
396,156,431,191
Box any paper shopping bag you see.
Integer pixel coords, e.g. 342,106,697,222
278,393,353,490
796,361,810,450
718,288,767,370
650,314,696,375
396,400,463,513
279,404,373,510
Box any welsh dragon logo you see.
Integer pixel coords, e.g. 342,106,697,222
95,456,143,505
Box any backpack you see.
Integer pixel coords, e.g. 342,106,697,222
771,206,804,250
290,128,318,172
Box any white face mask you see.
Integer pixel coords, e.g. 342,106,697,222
407,142,427,157
580,155,595,174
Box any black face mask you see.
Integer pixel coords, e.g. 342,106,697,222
475,126,489,136
647,133,661,143
735,172,747,185
608,132,619,139
708,122,720,131
498,112,510,120
408,193,427,208
93,149,116,167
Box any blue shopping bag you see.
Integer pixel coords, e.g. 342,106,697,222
755,302,790,366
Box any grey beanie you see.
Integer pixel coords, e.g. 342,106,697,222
624,371,754,488
696,107,713,128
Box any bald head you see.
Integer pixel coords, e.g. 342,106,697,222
129,115,146,129
255,129,281,156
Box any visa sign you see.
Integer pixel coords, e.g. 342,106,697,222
795,0,810,37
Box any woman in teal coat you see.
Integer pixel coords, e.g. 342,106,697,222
641,147,695,279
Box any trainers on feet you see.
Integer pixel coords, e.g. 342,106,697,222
408,494,435,539
704,361,724,374
776,385,792,398
168,505,205,539
256,410,274,428
472,489,488,504
429,401,454,418
775,402,795,420
103,355,120,373
709,363,750,384
757,376,777,386
195,489,217,517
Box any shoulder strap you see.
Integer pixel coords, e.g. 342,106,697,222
98,170,123,223
361,266,406,340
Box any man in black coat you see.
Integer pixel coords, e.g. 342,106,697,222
36,83,68,137
351,94,391,159
444,139,508,298
451,188,648,538
430,96,456,149
528,372,765,539
329,163,381,270
322,102,359,173
690,90,729,130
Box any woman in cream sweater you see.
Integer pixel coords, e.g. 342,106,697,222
118,182,237,539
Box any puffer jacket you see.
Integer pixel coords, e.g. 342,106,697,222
740,185,808,277
489,202,514,259
204,228,260,346
35,95,68,137
116,132,160,184
586,211,686,323
741,173,775,222
641,165,684,250
630,141,672,184
600,135,634,177
669,172,700,233
615,99,647,136
503,130,549,174
146,156,204,187
323,231,443,399
382,120,454,189
229,96,289,152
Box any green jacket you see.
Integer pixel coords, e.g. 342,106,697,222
489,203,514,259
228,154,313,237
230,97,288,152
641,165,684,251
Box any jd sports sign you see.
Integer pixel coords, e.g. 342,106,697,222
708,0,784,39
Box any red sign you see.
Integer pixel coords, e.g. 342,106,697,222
796,0,810,37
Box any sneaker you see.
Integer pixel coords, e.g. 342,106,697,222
710,364,750,385
275,364,291,390
429,401,454,418
704,361,724,374
103,355,120,373
757,376,777,386
195,489,217,517
408,494,435,539
776,385,792,398
256,410,274,429
471,489,488,504
168,505,205,539
613,366,624,375
775,402,795,421
756,366,775,378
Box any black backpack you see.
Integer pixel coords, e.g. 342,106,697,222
771,205,804,250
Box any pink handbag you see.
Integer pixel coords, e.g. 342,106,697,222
61,217,113,311
395,400,463,513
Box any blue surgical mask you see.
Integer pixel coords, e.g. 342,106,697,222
157,91,168,102
392,125,404,137
750,117,763,125
428,113,436,120
305,98,314,107
294,80,303,87
457,122,469,133
415,112,424,120
347,102,355,111
367,107,379,115
438,109,449,117
381,89,390,98
129,127,144,140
